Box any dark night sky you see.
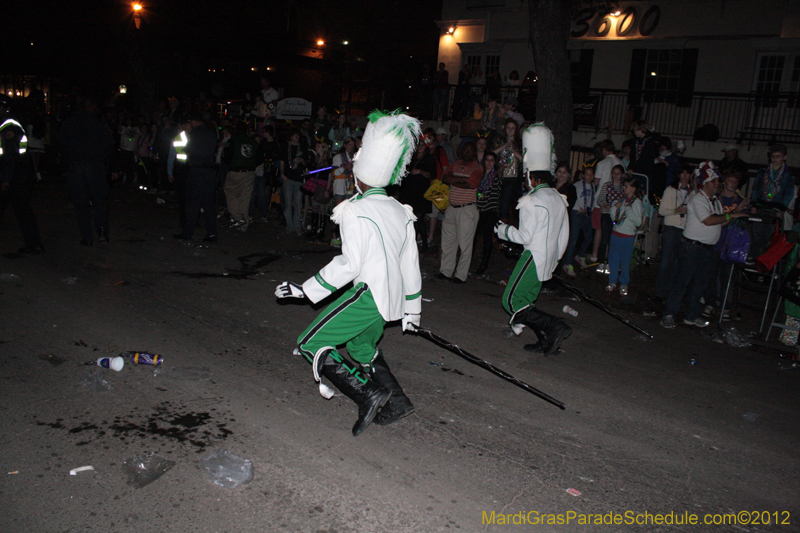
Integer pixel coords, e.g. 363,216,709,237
4,0,443,100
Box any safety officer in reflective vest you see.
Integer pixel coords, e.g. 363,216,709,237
167,116,192,228
0,94,44,254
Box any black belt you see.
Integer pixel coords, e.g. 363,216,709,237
451,202,476,208
684,238,714,248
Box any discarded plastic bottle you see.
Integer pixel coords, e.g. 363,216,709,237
93,356,125,371
562,305,578,317
123,352,163,366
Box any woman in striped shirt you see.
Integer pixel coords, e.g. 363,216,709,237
475,152,501,277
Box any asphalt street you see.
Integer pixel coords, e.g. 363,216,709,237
1,180,798,532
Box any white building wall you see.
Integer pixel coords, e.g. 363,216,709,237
437,0,800,166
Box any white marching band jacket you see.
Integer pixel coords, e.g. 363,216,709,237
500,183,569,281
302,187,422,320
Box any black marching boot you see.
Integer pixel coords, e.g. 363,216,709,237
318,350,392,436
523,328,549,353
368,353,415,426
518,307,572,356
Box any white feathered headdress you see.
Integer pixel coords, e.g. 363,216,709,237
522,122,556,175
352,109,422,188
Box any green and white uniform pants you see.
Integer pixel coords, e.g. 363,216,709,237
502,250,542,327
297,283,385,395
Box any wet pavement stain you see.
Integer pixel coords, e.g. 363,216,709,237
36,420,65,430
109,403,233,451
69,422,100,434
36,402,233,452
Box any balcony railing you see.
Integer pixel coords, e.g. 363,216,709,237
575,89,800,146
416,84,800,147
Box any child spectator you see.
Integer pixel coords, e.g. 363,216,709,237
606,176,643,296
563,166,594,277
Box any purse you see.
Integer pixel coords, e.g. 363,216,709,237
424,179,450,211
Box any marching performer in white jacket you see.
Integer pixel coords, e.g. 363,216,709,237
495,123,572,356
275,110,423,436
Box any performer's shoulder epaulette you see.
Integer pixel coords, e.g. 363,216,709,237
401,203,417,222
330,196,359,224
517,193,534,210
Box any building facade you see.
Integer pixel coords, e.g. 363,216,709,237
437,0,800,167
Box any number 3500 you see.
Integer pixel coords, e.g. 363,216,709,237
571,5,661,39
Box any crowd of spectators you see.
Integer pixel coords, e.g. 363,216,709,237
4,79,799,343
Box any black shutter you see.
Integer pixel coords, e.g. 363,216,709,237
677,49,698,107
628,49,647,106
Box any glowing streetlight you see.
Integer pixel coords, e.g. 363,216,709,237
317,40,325,46
119,85,127,94
133,3,143,29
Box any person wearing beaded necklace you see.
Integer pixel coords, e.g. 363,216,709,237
702,168,748,319
751,144,793,208
595,165,626,274
660,163,748,329
654,164,694,301
605,177,643,296
749,144,795,256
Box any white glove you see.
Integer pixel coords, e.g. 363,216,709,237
402,313,420,333
275,281,305,299
495,220,509,239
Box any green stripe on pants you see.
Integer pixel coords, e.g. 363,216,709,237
297,283,386,365
502,250,541,315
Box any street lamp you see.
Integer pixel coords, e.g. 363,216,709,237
133,3,142,29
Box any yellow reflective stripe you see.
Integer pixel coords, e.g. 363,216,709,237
0,120,27,154
176,154,187,160
173,131,187,148
0,118,24,130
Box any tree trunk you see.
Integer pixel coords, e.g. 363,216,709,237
529,0,573,163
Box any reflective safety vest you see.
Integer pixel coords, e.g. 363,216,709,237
0,118,28,156
173,131,188,161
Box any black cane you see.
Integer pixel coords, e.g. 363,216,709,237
552,276,654,339
411,327,566,410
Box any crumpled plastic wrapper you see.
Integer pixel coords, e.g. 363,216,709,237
701,326,752,348
79,367,111,392
199,450,254,489
122,453,176,488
